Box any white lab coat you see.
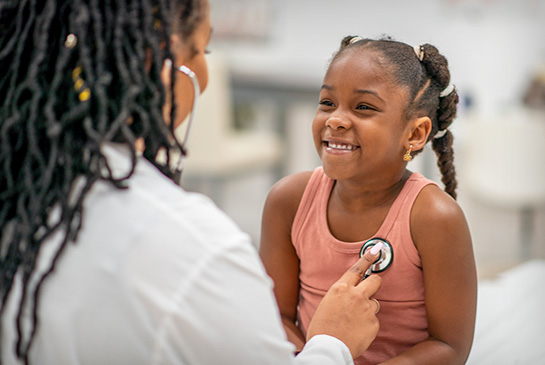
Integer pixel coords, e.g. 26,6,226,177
1,144,352,365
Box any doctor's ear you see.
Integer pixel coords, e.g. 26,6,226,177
170,34,182,51
406,116,432,151
170,34,192,60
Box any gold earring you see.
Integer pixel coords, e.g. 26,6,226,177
403,145,413,162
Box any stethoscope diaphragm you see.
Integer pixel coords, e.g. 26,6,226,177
359,237,394,273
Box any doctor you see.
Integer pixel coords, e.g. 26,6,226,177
0,0,381,364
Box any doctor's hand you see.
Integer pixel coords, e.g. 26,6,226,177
306,249,382,359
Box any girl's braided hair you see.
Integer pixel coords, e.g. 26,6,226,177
0,0,205,362
333,36,459,199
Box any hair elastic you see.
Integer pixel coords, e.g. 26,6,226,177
439,84,455,97
414,45,424,61
349,36,363,44
434,129,448,139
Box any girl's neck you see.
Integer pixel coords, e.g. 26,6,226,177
332,169,411,212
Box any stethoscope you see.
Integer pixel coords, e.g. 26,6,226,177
359,237,394,279
173,64,200,183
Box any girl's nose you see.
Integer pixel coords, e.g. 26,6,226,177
326,116,351,130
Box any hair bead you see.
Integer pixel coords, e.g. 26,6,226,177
64,33,77,48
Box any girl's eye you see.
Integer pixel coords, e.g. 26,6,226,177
319,100,335,107
205,48,211,55
356,104,373,110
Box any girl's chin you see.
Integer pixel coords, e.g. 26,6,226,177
321,163,351,180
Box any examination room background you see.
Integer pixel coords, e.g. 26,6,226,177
178,1,545,362
180,0,545,278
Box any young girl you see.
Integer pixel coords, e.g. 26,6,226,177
259,36,477,364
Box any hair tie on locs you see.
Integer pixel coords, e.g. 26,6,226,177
414,45,424,61
349,36,363,45
72,66,91,102
439,84,455,97
152,6,161,29
434,129,448,139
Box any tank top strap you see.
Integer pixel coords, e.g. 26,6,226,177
292,166,333,246
375,172,438,239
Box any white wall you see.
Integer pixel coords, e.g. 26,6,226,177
212,0,545,117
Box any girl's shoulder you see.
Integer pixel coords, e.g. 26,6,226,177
264,170,314,223
412,183,464,222
268,170,314,206
410,183,470,251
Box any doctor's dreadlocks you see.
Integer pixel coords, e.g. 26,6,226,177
0,0,206,363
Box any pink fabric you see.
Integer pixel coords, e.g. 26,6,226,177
292,167,436,365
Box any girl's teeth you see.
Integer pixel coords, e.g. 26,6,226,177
328,142,354,150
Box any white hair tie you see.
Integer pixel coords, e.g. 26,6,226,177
349,36,363,44
439,84,455,97
434,129,448,139
414,45,424,61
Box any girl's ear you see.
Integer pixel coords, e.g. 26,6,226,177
406,116,431,151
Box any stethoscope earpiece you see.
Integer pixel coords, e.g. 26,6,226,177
359,237,394,274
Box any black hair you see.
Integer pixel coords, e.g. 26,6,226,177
0,0,206,363
332,35,459,199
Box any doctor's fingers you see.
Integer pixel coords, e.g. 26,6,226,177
356,274,382,299
161,59,173,87
339,250,380,287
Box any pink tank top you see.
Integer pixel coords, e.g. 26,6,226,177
292,167,436,365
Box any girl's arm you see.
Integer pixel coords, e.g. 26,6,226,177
259,172,313,353
381,184,477,365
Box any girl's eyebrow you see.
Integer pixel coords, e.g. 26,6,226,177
320,84,332,90
321,84,384,103
355,89,384,102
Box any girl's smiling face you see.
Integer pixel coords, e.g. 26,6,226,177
312,47,412,182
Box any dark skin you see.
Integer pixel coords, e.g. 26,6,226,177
259,48,476,364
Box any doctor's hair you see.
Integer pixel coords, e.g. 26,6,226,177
0,0,206,363
333,35,459,199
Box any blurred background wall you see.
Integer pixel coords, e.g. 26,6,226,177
180,0,545,279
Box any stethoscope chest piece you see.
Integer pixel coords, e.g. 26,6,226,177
359,237,394,273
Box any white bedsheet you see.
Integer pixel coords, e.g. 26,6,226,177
467,259,545,364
